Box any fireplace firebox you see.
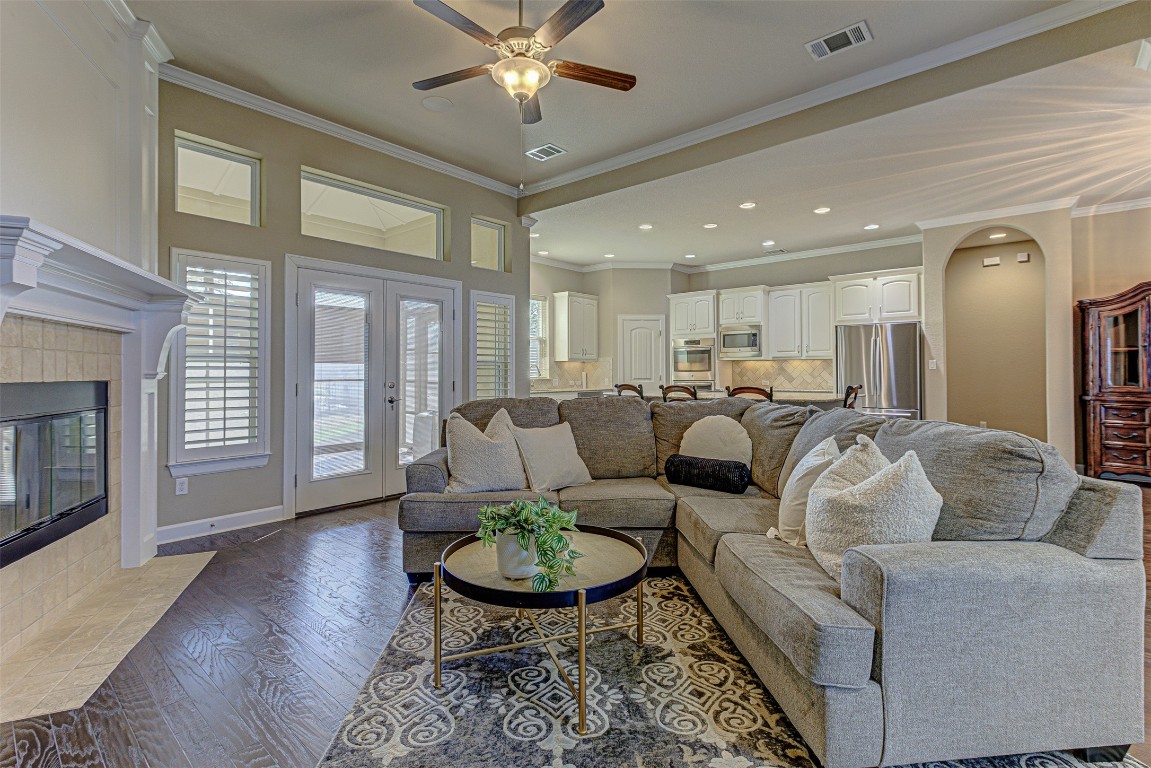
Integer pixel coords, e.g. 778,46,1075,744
0,381,108,567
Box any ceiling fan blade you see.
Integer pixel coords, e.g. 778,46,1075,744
533,0,604,48
552,60,636,91
413,0,500,47
521,94,542,124
412,64,493,91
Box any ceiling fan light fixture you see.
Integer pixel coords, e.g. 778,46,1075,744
492,56,551,101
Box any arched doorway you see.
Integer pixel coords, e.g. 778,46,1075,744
944,226,1047,439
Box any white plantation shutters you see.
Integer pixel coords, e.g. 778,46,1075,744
471,292,515,399
529,296,548,379
170,250,271,473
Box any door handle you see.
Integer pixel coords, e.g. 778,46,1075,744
387,396,400,405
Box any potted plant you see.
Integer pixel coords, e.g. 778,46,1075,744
477,497,584,592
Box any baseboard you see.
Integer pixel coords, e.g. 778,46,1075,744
157,505,285,544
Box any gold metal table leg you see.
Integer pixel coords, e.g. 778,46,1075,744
577,588,587,735
636,580,644,646
433,562,442,688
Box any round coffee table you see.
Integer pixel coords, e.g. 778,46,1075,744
433,525,648,735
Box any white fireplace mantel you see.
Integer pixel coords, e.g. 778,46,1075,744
1,214,199,567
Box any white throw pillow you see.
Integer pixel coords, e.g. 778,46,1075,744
679,415,753,466
510,422,593,492
444,409,526,493
805,435,943,582
773,436,841,547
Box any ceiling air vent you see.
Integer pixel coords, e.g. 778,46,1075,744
525,143,567,162
806,21,873,61
763,248,788,256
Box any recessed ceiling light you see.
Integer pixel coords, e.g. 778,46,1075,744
638,224,653,230
864,224,879,230
684,254,696,259
530,232,540,238
989,232,1007,239
739,202,757,209
813,207,831,214
604,254,615,258
538,251,549,255
421,96,454,112
703,223,718,229
762,240,775,247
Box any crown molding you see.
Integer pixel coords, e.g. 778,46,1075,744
1071,197,1151,218
522,1,1132,197
916,197,1080,230
530,255,692,273
690,235,924,273
159,65,520,199
530,255,585,272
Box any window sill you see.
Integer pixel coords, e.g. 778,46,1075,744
168,453,271,478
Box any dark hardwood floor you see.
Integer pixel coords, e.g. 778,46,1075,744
1,491,1149,767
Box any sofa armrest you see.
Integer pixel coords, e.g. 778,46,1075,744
1041,475,1143,560
406,447,449,494
841,541,1144,764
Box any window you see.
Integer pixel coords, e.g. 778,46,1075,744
471,292,515,399
175,135,260,226
470,218,504,271
301,169,444,260
529,296,549,379
169,249,271,476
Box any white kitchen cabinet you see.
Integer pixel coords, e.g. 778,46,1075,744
553,291,598,361
766,289,802,358
801,285,834,358
833,271,921,324
718,287,765,325
669,291,716,336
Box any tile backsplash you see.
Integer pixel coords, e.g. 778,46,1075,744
730,359,834,391
532,359,614,391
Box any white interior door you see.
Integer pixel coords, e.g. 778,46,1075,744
384,281,454,493
296,270,385,512
618,316,664,390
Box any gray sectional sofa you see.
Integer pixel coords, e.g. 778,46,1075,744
400,396,1145,767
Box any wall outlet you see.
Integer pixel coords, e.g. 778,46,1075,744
928,359,938,370
175,477,189,495
979,421,987,428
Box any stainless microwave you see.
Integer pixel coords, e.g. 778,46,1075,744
719,325,762,358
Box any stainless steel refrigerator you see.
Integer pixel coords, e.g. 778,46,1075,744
836,322,921,419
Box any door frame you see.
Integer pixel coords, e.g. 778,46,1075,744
283,253,463,518
616,314,666,389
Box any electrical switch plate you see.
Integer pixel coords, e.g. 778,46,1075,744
1017,252,1030,263
928,359,938,370
175,477,189,495
979,421,988,428
982,256,1001,267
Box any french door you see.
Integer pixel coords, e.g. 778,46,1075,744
295,268,453,513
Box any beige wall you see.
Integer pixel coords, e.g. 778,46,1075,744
157,81,527,527
0,317,123,662
945,238,1046,439
686,242,923,291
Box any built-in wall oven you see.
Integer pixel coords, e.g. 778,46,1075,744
672,338,714,386
719,325,762,359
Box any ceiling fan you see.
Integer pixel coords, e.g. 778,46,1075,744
412,0,636,125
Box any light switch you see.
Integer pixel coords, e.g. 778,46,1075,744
1017,252,1030,263
928,359,938,370
982,256,1001,267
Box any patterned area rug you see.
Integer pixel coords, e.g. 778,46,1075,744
318,576,1139,768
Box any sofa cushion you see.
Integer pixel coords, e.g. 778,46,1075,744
715,534,875,689
399,490,559,532
651,399,754,474
676,496,779,564
657,475,768,500
873,419,1080,541
451,397,560,432
559,397,657,479
444,410,526,494
779,408,888,491
557,477,676,528
741,403,815,497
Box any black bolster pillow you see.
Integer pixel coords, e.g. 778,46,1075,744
664,454,751,495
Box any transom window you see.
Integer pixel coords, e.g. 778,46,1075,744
471,218,505,271
175,134,260,226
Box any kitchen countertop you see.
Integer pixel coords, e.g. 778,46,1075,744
528,387,843,404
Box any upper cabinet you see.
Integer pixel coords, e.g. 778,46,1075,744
553,291,598,361
718,287,765,325
669,291,716,336
766,285,833,359
802,285,834,358
833,270,922,325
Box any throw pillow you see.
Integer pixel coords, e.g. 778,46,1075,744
664,454,752,495
510,422,593,492
774,436,841,547
679,415,753,466
444,409,526,493
806,436,943,582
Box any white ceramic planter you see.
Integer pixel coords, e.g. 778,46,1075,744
496,532,540,580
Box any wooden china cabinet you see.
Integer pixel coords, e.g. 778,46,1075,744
1079,281,1151,482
